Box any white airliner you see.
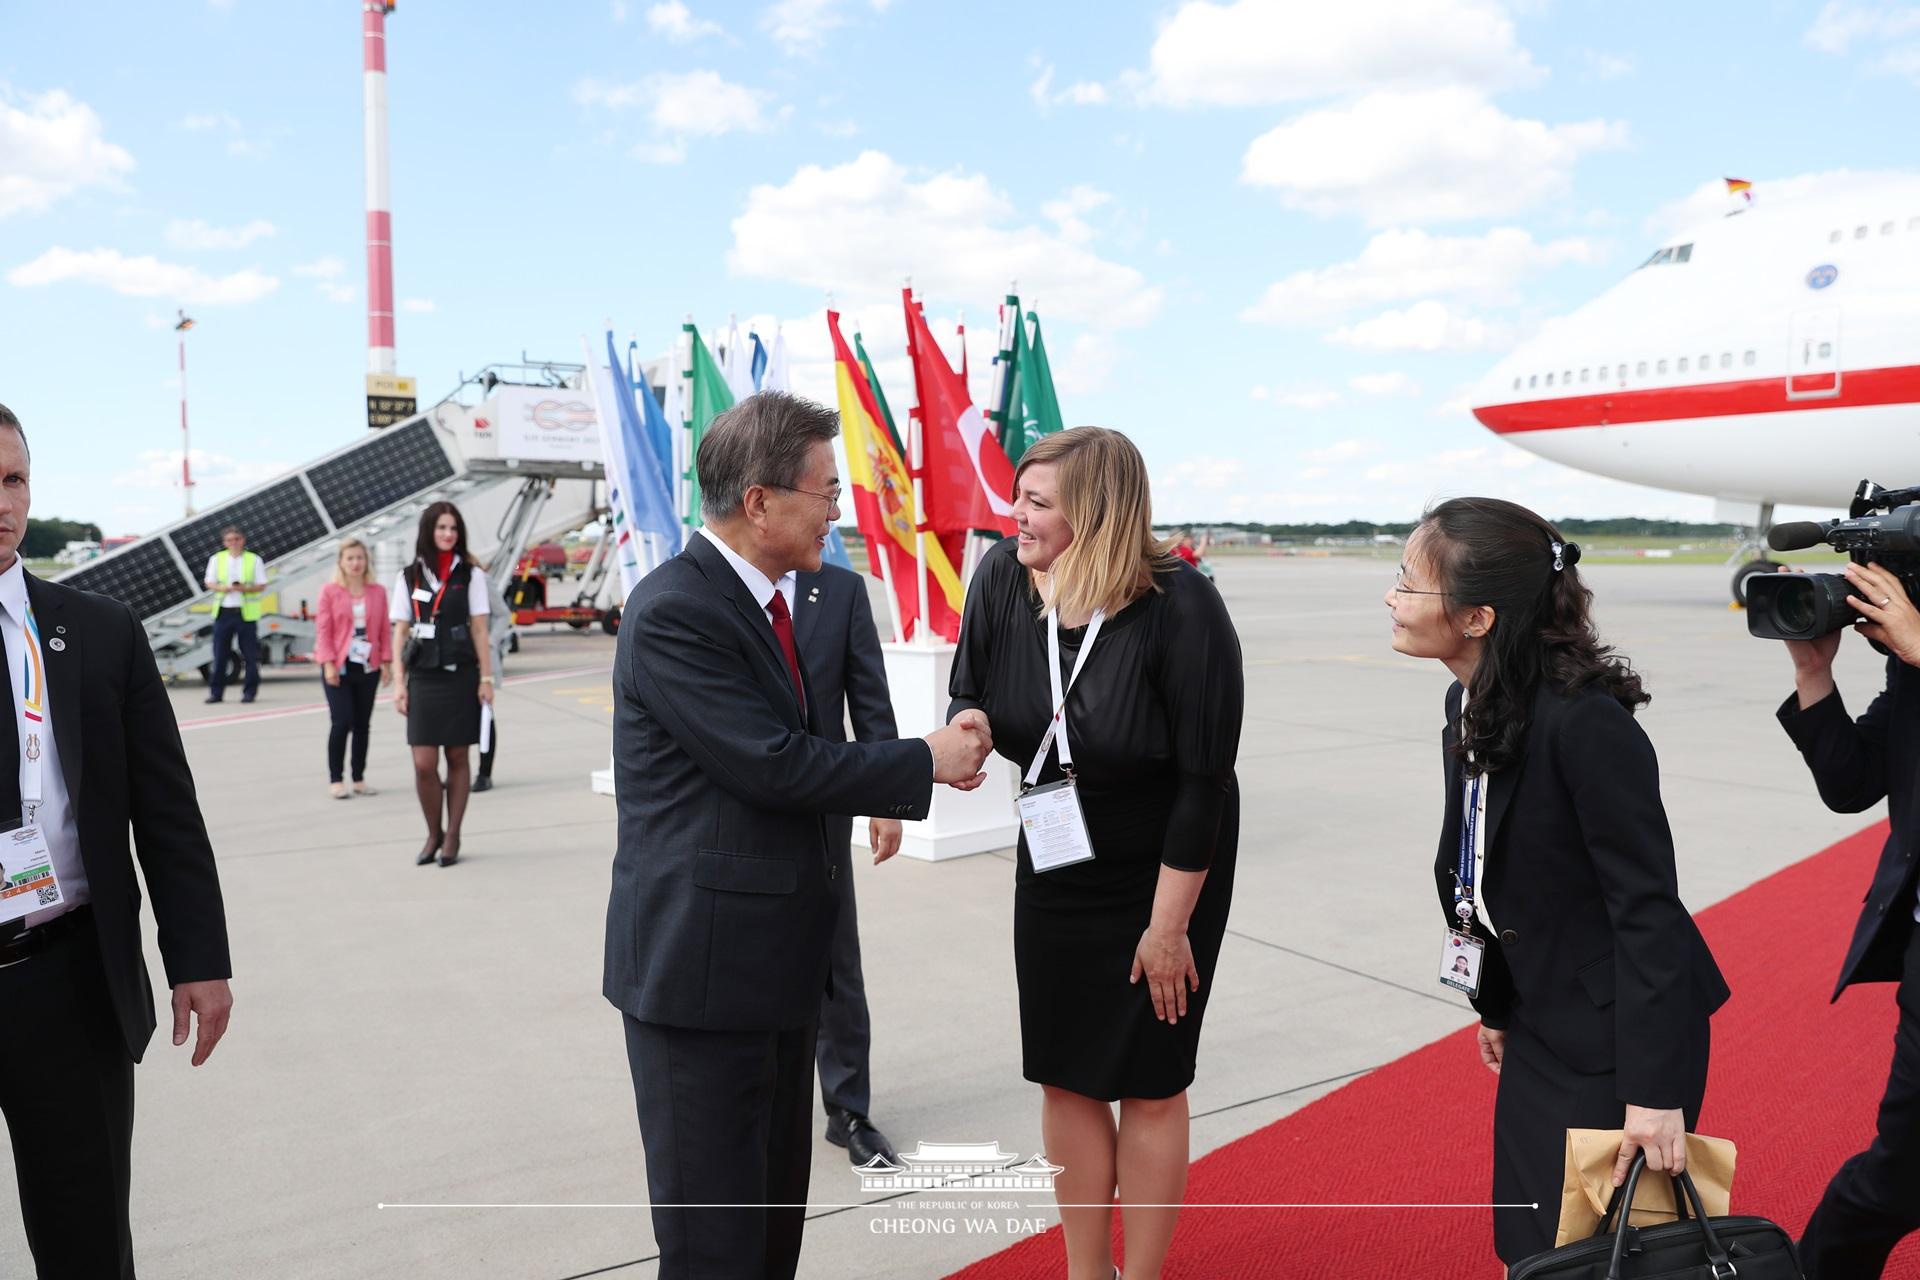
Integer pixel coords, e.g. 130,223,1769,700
1469,174,1920,599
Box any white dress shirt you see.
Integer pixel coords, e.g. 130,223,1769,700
1460,689,1495,934
698,527,796,621
0,558,86,925
203,551,268,608
388,559,492,622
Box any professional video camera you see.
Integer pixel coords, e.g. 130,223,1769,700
1747,480,1920,641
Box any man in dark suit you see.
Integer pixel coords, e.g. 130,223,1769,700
793,561,902,1167
606,391,991,1279
0,404,233,1278
1777,559,1920,1279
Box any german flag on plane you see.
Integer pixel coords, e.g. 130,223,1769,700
1725,177,1753,203
826,310,964,642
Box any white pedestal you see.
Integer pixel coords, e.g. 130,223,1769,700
882,640,1018,862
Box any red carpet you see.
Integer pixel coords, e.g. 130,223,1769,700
947,821,1919,1279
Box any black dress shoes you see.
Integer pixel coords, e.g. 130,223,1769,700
824,1105,898,1166
472,775,493,793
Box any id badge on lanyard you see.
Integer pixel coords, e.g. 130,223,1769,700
1438,772,1485,997
1017,609,1104,873
0,605,62,926
411,563,450,641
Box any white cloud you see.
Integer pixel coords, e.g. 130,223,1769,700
164,218,276,251
1041,185,1112,244
0,87,136,218
292,256,345,279
648,1,723,41
575,71,778,162
728,151,1162,329
1305,439,1384,463
1165,455,1242,491
181,112,240,132
1252,384,1343,410
402,297,436,313
1137,0,1539,106
761,0,868,55
1805,2,1920,52
1241,88,1628,225
317,281,354,304
1327,300,1499,351
1349,371,1420,397
7,247,277,305
112,448,288,493
1242,226,1601,325
1051,332,1116,396
1029,63,1110,110
1582,50,1635,80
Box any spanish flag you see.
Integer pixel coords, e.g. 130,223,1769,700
827,310,964,642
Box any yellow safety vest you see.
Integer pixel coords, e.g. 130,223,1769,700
214,550,265,622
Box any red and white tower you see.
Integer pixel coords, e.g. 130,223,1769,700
362,1,396,376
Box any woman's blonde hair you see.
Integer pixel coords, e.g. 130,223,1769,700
1014,426,1173,620
331,537,373,589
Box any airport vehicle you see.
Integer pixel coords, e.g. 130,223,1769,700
52,364,614,677
1469,173,1920,601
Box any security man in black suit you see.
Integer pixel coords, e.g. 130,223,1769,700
793,561,903,1167
0,404,233,1278
605,391,991,1279
1778,559,1920,1279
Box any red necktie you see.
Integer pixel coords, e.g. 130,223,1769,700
766,590,806,716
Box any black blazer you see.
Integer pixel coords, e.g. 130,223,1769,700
25,572,230,1061
1777,654,1920,999
1435,681,1729,1109
603,535,933,1032
794,564,897,749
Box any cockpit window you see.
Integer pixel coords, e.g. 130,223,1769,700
1637,243,1692,269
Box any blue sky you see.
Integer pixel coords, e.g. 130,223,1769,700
2,0,1916,534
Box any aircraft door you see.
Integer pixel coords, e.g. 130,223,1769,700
1787,307,1841,399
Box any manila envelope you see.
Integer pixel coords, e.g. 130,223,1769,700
1553,1129,1737,1248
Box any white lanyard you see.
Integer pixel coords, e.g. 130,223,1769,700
10,603,46,823
1023,608,1106,787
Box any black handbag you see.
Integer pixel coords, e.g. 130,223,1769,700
1507,1152,1804,1280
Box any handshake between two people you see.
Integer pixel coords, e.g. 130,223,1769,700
924,709,994,790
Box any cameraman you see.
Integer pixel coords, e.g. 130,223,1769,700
1778,559,1920,1279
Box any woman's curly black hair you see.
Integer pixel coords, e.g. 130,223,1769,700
1418,497,1648,775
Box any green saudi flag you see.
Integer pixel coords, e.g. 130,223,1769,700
683,323,734,527
1003,309,1064,464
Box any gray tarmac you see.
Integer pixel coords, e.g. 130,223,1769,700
0,553,1890,1279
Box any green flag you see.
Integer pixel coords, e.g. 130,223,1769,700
684,323,733,527
853,330,907,458
1004,310,1064,463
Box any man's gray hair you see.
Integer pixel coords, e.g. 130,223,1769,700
696,391,839,522
0,403,28,461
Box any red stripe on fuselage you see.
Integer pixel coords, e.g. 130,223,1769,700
1474,364,1920,434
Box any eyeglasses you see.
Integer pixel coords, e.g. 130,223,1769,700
767,483,843,510
1390,572,1448,598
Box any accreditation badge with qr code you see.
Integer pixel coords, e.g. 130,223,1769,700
0,826,62,926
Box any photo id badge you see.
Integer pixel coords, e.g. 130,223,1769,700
411,587,434,604
347,637,373,665
0,826,63,926
1438,929,1484,997
412,623,436,641
1016,778,1097,872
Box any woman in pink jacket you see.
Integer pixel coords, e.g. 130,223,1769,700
314,538,394,798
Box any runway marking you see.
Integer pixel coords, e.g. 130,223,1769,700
176,662,613,732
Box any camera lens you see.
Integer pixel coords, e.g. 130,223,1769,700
1773,579,1816,635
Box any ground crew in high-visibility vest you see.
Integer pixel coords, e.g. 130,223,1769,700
202,525,268,703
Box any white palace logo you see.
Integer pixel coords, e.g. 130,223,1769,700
853,1141,1064,1192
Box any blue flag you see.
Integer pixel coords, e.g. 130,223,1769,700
607,330,682,551
750,332,769,392
628,339,677,498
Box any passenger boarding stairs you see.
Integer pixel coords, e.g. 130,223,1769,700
54,365,610,680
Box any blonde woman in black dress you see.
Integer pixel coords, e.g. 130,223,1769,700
949,427,1242,1280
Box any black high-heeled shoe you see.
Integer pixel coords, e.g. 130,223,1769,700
437,832,460,867
416,833,443,866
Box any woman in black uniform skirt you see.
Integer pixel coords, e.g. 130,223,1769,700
390,502,495,868
948,427,1242,1280
1386,497,1729,1265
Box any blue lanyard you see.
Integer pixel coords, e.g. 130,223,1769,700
1453,773,1482,925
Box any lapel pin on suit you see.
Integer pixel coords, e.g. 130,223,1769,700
806,586,821,604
